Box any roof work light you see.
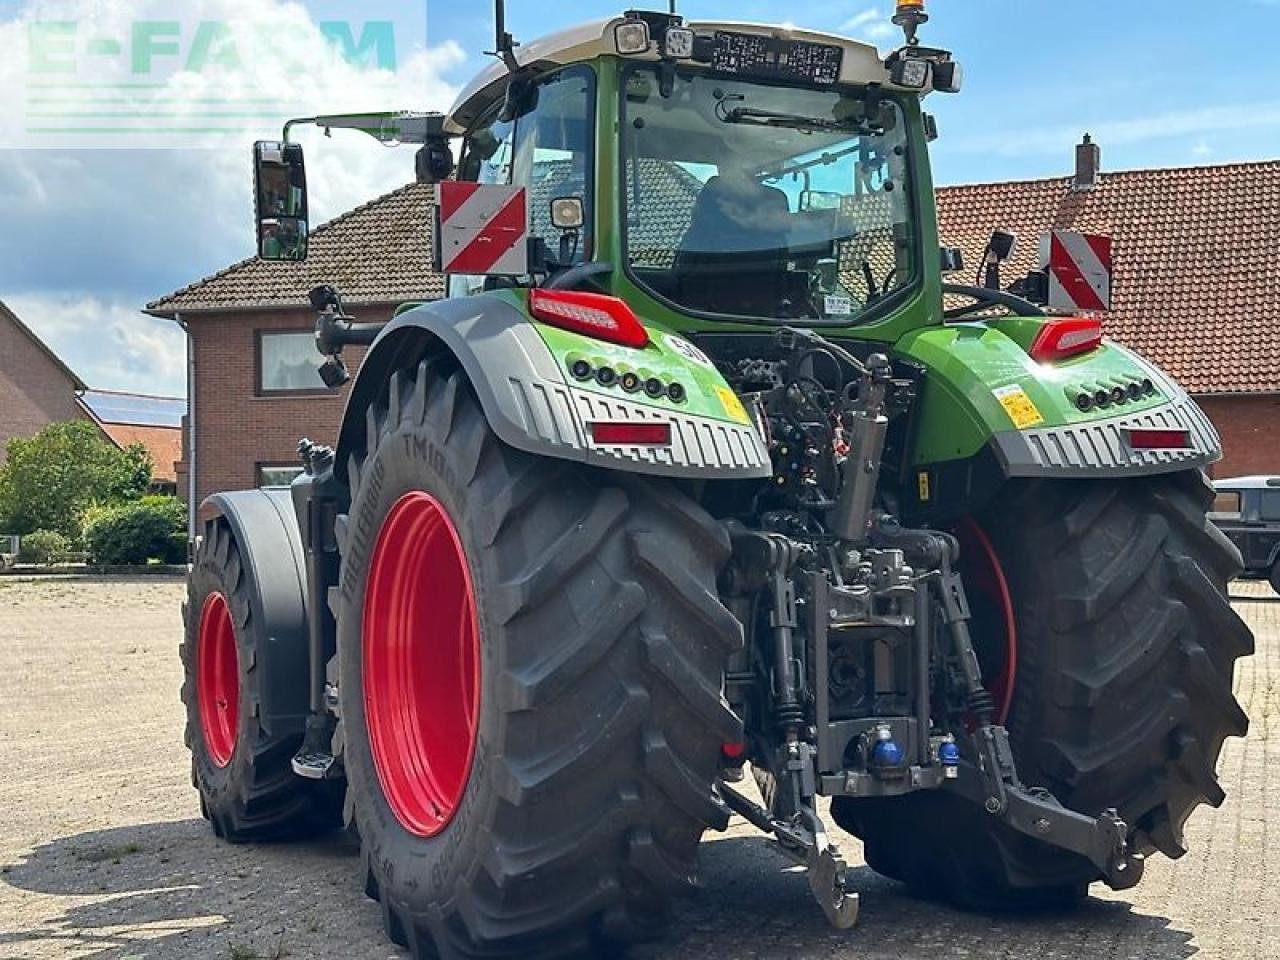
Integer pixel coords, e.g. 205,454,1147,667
615,19,652,55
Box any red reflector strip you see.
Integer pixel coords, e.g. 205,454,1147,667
1126,429,1191,450
589,421,672,446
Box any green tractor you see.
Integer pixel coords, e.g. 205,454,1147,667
182,3,1252,956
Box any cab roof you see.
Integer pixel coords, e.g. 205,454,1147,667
445,16,893,134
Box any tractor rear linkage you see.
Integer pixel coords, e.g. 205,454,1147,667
715,334,1144,929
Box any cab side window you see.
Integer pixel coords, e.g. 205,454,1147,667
513,66,596,261
456,65,595,260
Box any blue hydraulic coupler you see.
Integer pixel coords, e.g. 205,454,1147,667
871,737,904,768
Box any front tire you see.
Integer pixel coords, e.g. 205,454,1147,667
335,359,743,958
837,471,1253,905
182,518,343,841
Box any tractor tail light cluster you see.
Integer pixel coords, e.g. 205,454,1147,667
1029,317,1103,364
529,289,649,349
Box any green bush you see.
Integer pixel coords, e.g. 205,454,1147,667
0,420,153,539
84,496,187,566
18,529,71,566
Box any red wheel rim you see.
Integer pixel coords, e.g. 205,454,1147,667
363,492,480,838
955,518,1017,724
197,592,239,768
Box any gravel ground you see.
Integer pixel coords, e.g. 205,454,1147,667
0,576,1276,960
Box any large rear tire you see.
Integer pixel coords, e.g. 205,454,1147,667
835,471,1253,906
334,358,743,958
182,518,343,841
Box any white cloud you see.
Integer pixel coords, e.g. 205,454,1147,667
1191,139,1213,158
0,0,465,395
839,7,898,46
5,291,187,396
945,102,1280,157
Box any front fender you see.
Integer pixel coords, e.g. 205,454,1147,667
201,488,309,738
336,293,771,481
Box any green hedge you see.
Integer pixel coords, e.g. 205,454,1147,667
84,496,187,566
17,529,71,566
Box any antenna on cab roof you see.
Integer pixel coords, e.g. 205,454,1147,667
491,0,520,72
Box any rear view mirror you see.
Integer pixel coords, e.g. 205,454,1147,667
799,190,844,212
253,141,309,262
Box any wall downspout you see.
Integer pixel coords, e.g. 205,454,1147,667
178,311,196,545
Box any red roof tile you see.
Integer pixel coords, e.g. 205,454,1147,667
936,161,1280,395
146,182,440,315
96,422,182,484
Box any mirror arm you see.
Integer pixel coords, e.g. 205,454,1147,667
316,311,386,354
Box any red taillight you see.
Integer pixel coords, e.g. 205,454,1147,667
589,422,672,446
1028,317,1103,364
1126,429,1191,450
528,289,649,349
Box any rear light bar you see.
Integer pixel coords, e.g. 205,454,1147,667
589,421,672,446
1028,317,1103,364
1126,428,1192,450
528,289,649,349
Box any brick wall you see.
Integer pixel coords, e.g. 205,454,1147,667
185,307,387,508
1197,395,1280,480
0,313,86,466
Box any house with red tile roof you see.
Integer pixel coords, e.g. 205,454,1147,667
148,143,1280,505
77,390,186,494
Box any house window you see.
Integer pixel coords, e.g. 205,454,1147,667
1211,491,1241,517
1261,491,1280,522
257,463,303,488
257,330,325,394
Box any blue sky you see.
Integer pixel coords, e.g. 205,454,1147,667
430,0,1280,183
0,0,1278,397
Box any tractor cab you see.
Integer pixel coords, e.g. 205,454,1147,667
440,13,959,332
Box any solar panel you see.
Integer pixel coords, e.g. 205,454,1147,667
80,391,186,428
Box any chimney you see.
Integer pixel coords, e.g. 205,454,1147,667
1074,133,1101,191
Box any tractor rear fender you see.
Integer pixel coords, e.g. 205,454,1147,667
335,293,772,482
896,322,1221,521
200,488,310,739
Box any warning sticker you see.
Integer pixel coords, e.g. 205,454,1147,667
994,384,1045,430
824,294,853,316
715,385,751,424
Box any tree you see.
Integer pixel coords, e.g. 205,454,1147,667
0,420,154,539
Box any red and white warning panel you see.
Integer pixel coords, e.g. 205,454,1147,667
1039,231,1113,313
435,182,529,276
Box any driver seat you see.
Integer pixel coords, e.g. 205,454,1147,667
674,175,792,314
